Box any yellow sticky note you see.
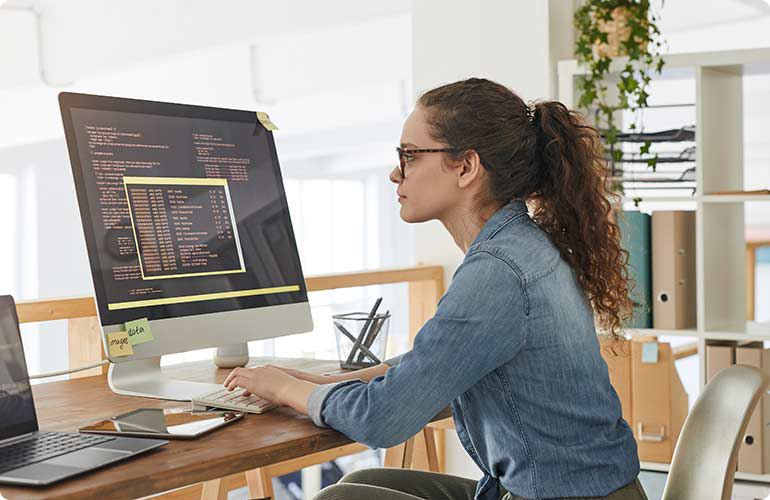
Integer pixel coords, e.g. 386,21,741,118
107,331,134,357
125,317,154,346
256,111,279,131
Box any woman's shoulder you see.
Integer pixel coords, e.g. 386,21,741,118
468,217,561,287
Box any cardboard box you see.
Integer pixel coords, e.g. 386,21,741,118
706,343,735,383
600,338,633,430
631,341,689,463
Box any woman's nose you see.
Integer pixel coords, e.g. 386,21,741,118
389,166,402,184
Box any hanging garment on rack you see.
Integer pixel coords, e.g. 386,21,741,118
603,146,696,164
605,125,695,143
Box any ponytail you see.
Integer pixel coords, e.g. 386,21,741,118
529,100,632,340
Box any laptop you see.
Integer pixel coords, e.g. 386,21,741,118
0,295,168,486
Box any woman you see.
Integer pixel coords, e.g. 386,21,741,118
223,78,646,500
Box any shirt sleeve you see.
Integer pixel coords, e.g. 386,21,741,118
306,249,529,448
383,353,405,367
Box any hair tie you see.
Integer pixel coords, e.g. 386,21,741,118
525,102,536,124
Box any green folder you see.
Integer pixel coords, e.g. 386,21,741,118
619,211,652,328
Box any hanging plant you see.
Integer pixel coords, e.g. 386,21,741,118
573,0,667,174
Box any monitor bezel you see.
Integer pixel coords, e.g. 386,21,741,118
58,93,312,362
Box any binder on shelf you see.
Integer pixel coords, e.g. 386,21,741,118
652,211,696,329
631,341,688,463
735,345,770,474
705,342,735,383
619,211,652,329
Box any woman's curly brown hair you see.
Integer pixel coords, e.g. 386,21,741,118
418,78,632,342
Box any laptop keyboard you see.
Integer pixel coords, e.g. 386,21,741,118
0,431,116,474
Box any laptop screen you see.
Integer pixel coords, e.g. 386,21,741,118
0,296,38,440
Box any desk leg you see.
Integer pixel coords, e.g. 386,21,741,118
200,478,228,500
302,464,322,500
246,467,274,500
423,427,440,472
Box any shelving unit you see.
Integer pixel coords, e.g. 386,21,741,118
559,47,770,483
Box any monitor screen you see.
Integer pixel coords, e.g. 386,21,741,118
60,93,308,326
0,296,38,440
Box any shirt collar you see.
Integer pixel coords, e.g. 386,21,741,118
471,200,528,247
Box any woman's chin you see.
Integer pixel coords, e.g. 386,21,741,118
399,205,428,224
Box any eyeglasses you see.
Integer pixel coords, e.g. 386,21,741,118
396,146,459,179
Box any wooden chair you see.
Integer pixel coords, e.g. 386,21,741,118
16,266,446,500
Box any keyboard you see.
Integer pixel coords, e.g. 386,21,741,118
192,388,278,414
0,431,115,474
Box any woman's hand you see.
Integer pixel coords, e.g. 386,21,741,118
223,365,318,415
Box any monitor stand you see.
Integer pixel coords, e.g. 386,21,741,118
108,357,223,401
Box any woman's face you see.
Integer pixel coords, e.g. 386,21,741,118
390,106,461,223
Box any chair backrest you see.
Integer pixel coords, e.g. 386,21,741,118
662,364,769,500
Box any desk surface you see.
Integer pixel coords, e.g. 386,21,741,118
0,357,355,500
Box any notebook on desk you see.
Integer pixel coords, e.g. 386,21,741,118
0,295,168,486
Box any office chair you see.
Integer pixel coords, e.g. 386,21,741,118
661,364,769,500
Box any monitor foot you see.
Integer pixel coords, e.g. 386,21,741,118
108,357,222,401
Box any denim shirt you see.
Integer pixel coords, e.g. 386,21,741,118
308,200,639,500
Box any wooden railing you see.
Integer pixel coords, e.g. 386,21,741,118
14,265,447,476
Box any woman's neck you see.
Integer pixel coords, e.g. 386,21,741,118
440,202,503,254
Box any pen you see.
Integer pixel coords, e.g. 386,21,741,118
335,322,381,364
356,310,389,363
344,297,382,365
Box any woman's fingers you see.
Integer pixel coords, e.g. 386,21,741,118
225,370,253,391
223,367,243,388
225,377,253,396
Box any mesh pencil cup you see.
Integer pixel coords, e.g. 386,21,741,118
332,311,390,370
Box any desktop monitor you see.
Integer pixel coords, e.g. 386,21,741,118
59,92,313,400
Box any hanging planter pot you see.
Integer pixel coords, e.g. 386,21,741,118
594,6,649,58
574,0,667,174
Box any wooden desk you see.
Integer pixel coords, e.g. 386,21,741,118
0,357,365,500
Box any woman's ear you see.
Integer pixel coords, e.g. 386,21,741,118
456,150,484,189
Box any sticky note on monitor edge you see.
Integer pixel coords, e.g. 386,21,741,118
256,111,279,131
107,331,134,357
125,317,154,346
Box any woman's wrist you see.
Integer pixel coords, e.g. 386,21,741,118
280,376,318,415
